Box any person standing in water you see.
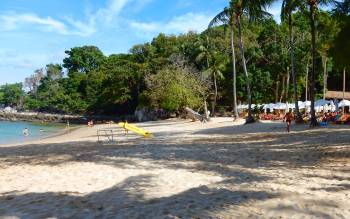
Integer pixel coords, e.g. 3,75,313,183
23,128,29,136
284,110,294,133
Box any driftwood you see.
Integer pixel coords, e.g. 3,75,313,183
185,107,209,123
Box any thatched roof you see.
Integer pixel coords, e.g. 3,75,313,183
326,90,350,99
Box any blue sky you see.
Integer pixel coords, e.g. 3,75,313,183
0,0,283,85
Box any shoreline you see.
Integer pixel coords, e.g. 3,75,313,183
0,122,83,147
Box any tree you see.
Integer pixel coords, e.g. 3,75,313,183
209,1,239,118
195,36,226,115
0,83,24,107
237,0,278,122
281,0,303,122
305,0,334,126
211,0,276,123
317,11,340,99
332,0,350,70
63,46,105,76
88,54,140,114
46,64,63,80
144,60,209,112
24,69,44,95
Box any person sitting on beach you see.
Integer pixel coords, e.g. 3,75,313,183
284,110,294,133
23,128,29,136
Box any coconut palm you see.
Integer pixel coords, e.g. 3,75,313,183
281,0,303,122
196,43,226,115
208,1,239,119
196,36,218,115
305,0,334,126
232,0,276,123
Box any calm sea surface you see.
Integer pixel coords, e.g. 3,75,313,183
0,121,65,145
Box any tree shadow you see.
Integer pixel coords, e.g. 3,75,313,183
0,174,277,219
1,124,349,171
1,122,350,217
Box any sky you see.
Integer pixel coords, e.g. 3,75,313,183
0,0,283,85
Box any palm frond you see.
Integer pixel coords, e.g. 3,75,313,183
281,0,303,22
208,8,229,28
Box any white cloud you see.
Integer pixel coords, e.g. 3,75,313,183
95,0,132,23
130,12,213,35
0,13,69,34
0,0,147,37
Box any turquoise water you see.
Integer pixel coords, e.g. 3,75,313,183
0,121,65,145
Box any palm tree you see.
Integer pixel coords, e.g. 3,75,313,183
209,0,276,123
196,36,217,115
305,0,334,126
281,0,303,122
233,0,276,123
208,2,239,119
196,44,226,115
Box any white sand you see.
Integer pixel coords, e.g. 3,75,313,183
0,118,349,218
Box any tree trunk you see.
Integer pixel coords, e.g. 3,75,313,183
305,61,309,101
322,56,328,100
280,75,285,103
231,25,239,119
213,71,217,116
309,4,318,126
205,45,212,118
286,66,290,100
289,14,302,122
275,80,280,103
204,99,209,120
237,16,254,123
343,67,346,113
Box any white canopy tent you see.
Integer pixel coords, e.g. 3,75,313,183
338,100,350,107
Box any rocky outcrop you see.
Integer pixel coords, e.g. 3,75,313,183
134,108,173,122
0,111,84,123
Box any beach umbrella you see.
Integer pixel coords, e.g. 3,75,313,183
286,103,295,109
237,104,248,110
338,100,350,107
263,103,275,110
315,99,331,107
299,101,311,109
274,102,287,110
330,101,336,112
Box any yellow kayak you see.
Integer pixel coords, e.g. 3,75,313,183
118,122,153,138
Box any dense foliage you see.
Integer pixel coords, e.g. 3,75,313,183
0,4,348,116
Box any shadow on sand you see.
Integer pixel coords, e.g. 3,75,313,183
0,122,349,218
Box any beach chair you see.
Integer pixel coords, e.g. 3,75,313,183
97,128,120,143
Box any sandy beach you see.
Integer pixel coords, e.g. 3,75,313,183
0,118,349,218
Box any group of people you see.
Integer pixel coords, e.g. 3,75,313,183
22,128,45,136
264,109,350,133
318,111,350,124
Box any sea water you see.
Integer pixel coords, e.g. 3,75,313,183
0,121,64,145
